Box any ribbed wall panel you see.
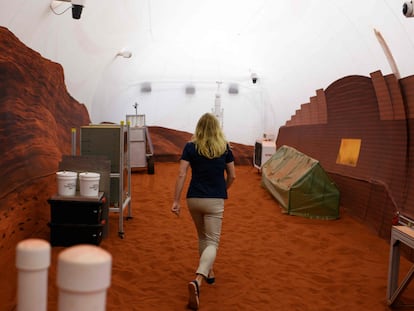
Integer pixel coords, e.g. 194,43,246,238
371,70,393,120
300,103,311,124
330,174,394,239
309,96,318,124
399,76,414,118
399,118,414,219
399,76,414,221
385,74,406,119
316,88,327,123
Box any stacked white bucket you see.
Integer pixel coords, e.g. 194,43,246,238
16,239,112,311
56,171,77,196
79,172,100,197
56,171,100,197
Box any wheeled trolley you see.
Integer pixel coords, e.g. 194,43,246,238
126,114,155,174
80,123,132,239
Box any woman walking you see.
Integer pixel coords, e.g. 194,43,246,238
171,113,236,310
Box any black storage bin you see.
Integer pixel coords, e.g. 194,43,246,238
48,198,103,224
47,192,107,246
49,223,104,246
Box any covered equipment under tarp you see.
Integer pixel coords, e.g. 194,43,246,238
261,145,340,220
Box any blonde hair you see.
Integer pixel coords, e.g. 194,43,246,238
192,113,228,159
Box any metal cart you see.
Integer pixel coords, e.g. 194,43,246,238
80,123,132,239
126,114,155,174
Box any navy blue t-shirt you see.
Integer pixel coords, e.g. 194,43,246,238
181,142,234,199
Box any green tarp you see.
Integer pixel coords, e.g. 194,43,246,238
261,145,340,220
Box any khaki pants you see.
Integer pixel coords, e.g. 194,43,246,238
187,198,224,278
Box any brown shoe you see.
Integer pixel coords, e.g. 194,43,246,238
187,280,200,310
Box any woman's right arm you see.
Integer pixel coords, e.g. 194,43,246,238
171,159,190,216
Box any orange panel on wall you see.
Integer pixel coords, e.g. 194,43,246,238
336,138,362,167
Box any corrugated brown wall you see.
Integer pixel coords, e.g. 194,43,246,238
399,76,414,222
277,70,411,239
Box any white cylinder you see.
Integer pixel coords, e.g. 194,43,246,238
79,172,100,197
57,245,112,311
16,239,51,311
56,171,78,196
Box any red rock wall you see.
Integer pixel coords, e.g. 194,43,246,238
149,126,254,165
0,26,90,254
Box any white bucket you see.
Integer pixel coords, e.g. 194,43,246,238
79,172,100,197
56,171,78,196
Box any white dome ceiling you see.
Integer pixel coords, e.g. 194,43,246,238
1,0,414,144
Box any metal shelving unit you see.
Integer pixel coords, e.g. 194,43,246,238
80,123,132,239
126,114,155,174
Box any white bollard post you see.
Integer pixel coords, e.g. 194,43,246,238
57,245,112,311
15,239,51,311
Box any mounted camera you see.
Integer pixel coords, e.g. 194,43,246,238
403,1,414,17
50,0,86,20
251,73,258,84
71,0,85,19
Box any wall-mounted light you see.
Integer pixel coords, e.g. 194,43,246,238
50,0,85,20
228,84,239,94
116,50,132,58
185,85,196,95
141,82,152,93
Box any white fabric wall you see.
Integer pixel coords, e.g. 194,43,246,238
1,0,414,144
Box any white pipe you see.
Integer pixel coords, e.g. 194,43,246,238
16,239,51,311
57,245,112,311
374,28,401,80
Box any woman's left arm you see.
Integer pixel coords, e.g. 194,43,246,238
225,161,236,189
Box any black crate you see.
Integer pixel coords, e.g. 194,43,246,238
48,193,105,224
49,223,104,247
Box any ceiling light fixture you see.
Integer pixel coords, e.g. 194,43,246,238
141,82,152,93
116,51,133,58
185,85,196,95
228,83,239,94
